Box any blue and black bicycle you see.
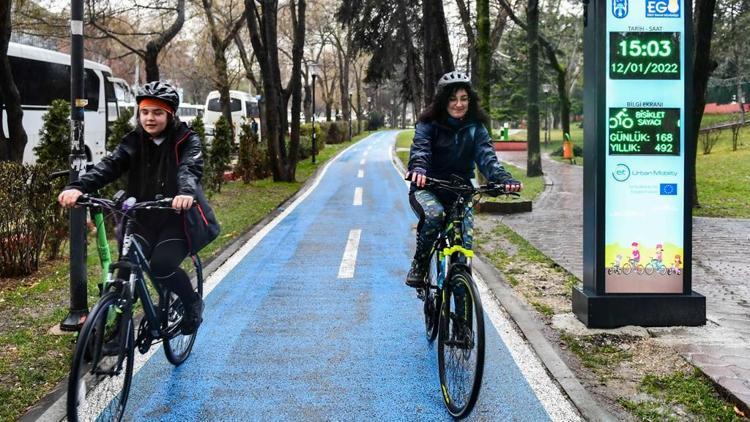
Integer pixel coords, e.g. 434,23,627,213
66,194,204,422
416,176,517,419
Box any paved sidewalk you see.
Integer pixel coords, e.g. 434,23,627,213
486,150,750,412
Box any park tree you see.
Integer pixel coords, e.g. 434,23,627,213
337,0,423,118
86,0,186,82
525,0,542,177
0,0,28,162
690,0,719,207
244,0,307,182
421,0,454,101
201,0,245,139
497,0,582,142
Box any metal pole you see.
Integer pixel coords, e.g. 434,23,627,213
61,0,89,331
312,74,317,164
349,93,353,141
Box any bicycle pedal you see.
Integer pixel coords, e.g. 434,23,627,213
416,288,426,300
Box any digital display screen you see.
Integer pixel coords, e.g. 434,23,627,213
609,32,680,80
608,107,680,155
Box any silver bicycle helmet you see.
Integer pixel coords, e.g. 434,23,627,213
136,81,180,111
436,71,471,93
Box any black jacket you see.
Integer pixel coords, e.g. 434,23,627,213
68,122,219,254
408,120,514,185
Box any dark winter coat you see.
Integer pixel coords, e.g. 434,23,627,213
407,119,514,187
67,122,220,254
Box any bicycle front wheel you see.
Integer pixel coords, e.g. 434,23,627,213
437,269,485,419
424,252,442,342
67,292,135,422
163,255,204,365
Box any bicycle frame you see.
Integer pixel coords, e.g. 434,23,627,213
432,193,475,289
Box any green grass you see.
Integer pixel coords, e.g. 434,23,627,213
618,369,745,421
0,130,376,421
559,333,633,379
695,126,750,218
395,129,414,167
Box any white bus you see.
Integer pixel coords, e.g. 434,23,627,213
176,103,204,126
203,90,260,140
2,42,119,164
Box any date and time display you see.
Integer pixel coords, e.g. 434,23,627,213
609,32,680,80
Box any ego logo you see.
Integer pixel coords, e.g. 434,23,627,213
612,0,628,18
612,163,631,182
646,0,680,18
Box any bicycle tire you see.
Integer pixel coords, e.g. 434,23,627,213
622,263,632,275
67,292,134,422
644,263,654,275
163,256,204,365
437,269,485,419
424,252,441,342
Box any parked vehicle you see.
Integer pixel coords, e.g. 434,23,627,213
1,42,121,164
203,90,260,140
176,103,204,126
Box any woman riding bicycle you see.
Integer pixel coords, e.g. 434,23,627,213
58,81,218,335
404,71,522,288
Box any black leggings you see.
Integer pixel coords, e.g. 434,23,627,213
126,220,196,305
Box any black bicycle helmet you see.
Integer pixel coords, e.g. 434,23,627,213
436,71,471,94
135,81,180,112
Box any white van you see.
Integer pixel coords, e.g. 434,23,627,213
203,90,260,140
176,104,204,126
2,42,120,164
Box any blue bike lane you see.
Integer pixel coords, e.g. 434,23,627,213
119,131,579,420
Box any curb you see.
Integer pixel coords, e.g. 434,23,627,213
390,141,615,422
21,136,371,422
472,255,617,422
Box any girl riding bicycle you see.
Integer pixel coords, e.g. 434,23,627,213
58,81,218,334
404,71,522,288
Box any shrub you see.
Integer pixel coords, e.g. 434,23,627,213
205,116,233,194
367,112,385,130
34,100,71,258
107,108,133,152
550,144,583,157
0,162,57,276
235,120,267,182
34,99,70,171
326,122,346,144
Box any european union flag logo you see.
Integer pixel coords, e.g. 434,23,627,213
660,183,678,195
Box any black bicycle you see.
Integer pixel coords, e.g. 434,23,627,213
66,195,204,422
415,176,517,419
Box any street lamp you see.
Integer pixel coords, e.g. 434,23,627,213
542,83,552,146
310,62,321,163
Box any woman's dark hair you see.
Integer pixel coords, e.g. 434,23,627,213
418,82,490,127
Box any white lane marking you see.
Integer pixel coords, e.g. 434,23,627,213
338,229,362,279
353,187,363,206
363,151,369,157
360,158,366,165
357,169,364,178
474,273,582,421
37,133,377,422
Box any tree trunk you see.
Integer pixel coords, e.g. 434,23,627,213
422,0,454,101
285,0,306,181
0,0,27,162
325,101,333,121
691,0,718,208
477,0,491,112
144,43,161,82
526,0,542,176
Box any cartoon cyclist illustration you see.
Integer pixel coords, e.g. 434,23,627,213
672,254,682,275
654,243,664,264
630,241,641,264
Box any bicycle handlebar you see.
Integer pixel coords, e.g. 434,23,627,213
75,195,186,211
408,175,521,197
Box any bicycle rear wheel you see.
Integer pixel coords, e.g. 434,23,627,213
163,255,204,365
437,269,485,419
67,292,135,422
424,252,441,342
